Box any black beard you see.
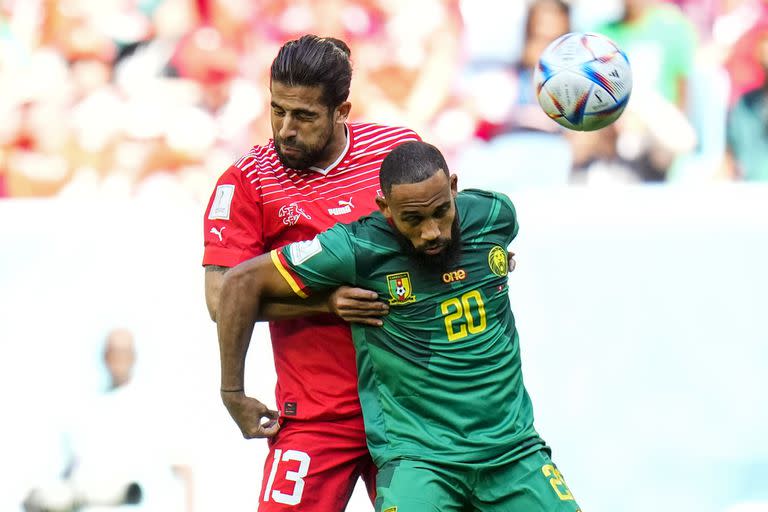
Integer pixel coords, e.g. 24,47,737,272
392,212,463,275
274,138,328,169
274,120,335,170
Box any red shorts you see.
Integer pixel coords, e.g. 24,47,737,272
258,415,376,511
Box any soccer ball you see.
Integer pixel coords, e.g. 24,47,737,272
533,32,632,132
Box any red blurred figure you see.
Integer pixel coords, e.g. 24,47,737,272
725,5,768,104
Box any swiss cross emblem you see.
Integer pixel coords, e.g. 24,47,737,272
386,272,416,305
279,202,311,226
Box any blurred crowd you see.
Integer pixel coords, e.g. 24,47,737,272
0,0,766,200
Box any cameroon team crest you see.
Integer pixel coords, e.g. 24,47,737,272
488,246,508,276
387,272,416,305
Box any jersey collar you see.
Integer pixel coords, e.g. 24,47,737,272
309,124,350,175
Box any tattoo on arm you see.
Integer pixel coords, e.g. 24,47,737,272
205,265,230,274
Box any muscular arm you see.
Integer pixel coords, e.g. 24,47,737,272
205,265,331,322
205,266,229,322
217,253,297,391
216,253,299,438
206,265,386,325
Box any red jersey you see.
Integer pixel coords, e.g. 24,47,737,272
203,122,420,421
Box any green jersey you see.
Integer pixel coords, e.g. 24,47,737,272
274,189,544,466
596,5,697,105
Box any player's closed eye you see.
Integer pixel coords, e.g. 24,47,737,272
403,216,422,226
433,205,449,218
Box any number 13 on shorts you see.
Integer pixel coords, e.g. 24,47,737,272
263,449,311,505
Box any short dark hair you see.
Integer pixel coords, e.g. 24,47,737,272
380,141,450,196
270,34,352,109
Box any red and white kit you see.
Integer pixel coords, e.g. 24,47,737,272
203,122,420,511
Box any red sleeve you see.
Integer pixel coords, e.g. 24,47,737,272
202,165,265,267
406,128,423,142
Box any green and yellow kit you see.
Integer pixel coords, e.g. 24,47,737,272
273,189,580,511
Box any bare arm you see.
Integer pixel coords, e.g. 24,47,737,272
217,252,298,389
216,252,298,438
205,266,229,322
206,265,387,325
206,265,329,321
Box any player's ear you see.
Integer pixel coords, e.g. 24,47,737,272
335,102,351,124
450,173,458,197
375,195,391,219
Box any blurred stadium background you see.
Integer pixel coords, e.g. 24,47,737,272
1,0,767,511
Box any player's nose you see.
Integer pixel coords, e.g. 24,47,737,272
420,220,440,241
278,116,298,139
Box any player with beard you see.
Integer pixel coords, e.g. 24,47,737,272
392,209,461,277
216,141,581,512
203,35,421,511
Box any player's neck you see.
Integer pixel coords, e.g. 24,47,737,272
312,124,348,171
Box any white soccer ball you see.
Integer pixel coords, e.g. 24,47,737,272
534,32,632,132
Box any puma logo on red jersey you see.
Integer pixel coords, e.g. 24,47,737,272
210,226,226,242
328,197,355,216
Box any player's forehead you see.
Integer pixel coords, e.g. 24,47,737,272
270,81,328,114
389,172,452,213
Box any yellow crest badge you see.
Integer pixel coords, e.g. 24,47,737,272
488,246,508,277
387,272,416,305
383,507,398,512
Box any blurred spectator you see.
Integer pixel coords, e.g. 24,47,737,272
721,0,768,104
568,122,655,185
667,0,721,39
474,0,572,139
588,0,698,181
599,0,697,108
24,328,194,512
656,0,739,182
724,26,768,181
454,0,573,191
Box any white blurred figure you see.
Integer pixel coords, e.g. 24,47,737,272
24,329,194,512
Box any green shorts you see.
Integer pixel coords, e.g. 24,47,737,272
374,448,581,512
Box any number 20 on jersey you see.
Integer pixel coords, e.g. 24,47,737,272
440,290,487,342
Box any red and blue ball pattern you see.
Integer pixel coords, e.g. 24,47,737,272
534,32,632,131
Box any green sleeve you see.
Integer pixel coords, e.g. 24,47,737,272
458,189,519,246
494,191,519,246
280,224,357,292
